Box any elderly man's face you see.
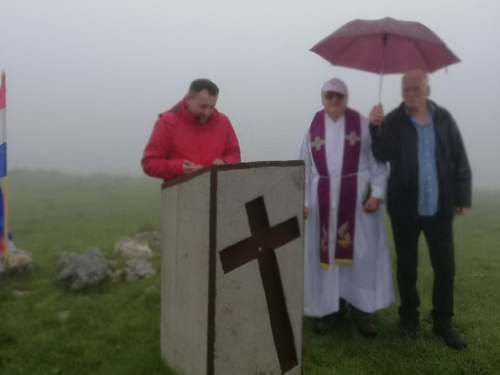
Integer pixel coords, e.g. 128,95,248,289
186,89,218,124
402,74,429,112
322,91,347,120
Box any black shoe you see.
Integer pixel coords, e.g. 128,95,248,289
399,320,418,339
355,318,377,337
433,324,468,350
313,313,345,335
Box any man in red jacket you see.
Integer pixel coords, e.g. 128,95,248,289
142,79,241,181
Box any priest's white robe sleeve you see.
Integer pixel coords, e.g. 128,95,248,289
298,131,312,207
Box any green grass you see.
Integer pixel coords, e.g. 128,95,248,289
0,169,170,375
303,190,500,374
1,169,499,374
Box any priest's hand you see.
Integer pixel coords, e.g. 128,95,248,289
455,207,467,216
369,104,384,126
363,197,379,213
304,207,309,219
212,158,226,165
182,160,202,175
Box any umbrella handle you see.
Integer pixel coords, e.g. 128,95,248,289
378,73,383,104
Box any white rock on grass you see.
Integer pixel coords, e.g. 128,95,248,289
134,231,161,249
114,237,153,259
56,311,70,321
57,248,111,291
125,258,156,282
12,290,31,297
1,249,33,274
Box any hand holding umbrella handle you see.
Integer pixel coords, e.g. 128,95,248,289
369,104,384,126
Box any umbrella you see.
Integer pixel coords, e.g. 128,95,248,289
310,17,460,101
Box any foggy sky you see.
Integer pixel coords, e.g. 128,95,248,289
1,0,499,188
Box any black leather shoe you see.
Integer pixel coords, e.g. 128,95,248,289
433,325,468,350
355,318,377,337
400,320,418,339
313,313,345,335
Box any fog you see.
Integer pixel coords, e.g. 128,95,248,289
1,0,499,188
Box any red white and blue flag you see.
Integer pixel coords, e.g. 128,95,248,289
0,71,6,177
0,71,14,253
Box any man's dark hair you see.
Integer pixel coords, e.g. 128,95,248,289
188,78,219,97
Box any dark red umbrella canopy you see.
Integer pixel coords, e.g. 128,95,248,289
310,17,460,74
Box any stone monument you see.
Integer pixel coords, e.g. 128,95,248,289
161,161,304,375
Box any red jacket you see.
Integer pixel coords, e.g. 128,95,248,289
142,98,241,181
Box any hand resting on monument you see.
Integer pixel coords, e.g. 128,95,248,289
212,158,226,165
182,160,202,175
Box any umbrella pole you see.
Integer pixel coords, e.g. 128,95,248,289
378,33,388,104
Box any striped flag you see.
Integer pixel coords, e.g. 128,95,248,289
0,71,14,253
0,71,5,177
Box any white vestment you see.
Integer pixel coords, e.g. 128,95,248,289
299,111,394,317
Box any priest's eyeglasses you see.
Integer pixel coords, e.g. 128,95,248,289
324,91,345,100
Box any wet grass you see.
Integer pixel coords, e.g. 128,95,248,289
302,190,500,375
0,169,171,375
0,169,499,374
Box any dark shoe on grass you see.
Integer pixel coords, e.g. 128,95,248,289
433,324,468,350
355,318,377,337
400,320,418,339
313,313,345,335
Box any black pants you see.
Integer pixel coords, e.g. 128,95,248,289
390,215,455,324
331,298,373,320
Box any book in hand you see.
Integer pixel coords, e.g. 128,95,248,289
361,182,371,206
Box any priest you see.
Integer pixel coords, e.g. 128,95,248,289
298,78,393,337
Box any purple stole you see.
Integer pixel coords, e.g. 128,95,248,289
309,108,361,268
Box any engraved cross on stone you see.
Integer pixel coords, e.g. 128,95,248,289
345,131,360,146
219,196,300,374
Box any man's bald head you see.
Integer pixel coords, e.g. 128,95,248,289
402,69,430,113
402,69,429,87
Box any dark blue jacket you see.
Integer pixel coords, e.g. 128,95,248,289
370,101,472,220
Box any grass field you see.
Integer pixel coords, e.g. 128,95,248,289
0,169,499,375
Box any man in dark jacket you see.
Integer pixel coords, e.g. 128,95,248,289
369,70,472,350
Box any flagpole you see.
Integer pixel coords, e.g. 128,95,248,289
2,176,7,260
